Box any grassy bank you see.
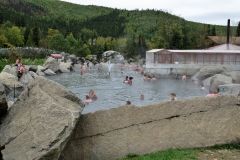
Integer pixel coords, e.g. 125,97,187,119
122,144,240,160
0,58,45,71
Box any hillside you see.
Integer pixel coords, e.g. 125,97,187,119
0,0,233,58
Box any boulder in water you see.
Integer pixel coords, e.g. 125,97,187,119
44,69,56,76
43,57,60,73
0,76,84,160
227,71,240,84
192,66,227,81
102,50,124,64
209,74,232,93
219,84,240,96
59,62,71,73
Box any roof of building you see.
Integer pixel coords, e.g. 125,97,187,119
146,49,165,53
147,44,240,54
208,44,240,50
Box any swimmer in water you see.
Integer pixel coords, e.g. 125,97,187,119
126,100,131,105
140,94,144,100
123,76,129,83
128,77,133,85
182,74,187,80
83,95,93,105
89,89,97,101
170,93,177,101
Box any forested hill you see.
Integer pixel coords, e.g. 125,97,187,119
0,0,231,58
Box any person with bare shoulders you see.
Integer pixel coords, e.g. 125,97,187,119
170,93,177,101
89,89,97,101
128,77,133,85
83,95,93,105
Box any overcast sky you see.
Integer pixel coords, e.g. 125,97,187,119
62,0,239,26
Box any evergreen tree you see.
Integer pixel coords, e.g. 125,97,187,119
236,22,240,36
24,27,30,45
32,27,40,46
211,26,216,36
207,24,211,35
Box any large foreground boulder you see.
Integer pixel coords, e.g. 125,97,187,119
43,57,60,73
0,76,84,160
192,66,227,81
61,96,240,160
0,83,7,118
209,74,232,93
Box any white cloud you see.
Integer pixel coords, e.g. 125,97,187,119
62,0,240,25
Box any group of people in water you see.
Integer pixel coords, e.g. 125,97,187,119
123,76,133,85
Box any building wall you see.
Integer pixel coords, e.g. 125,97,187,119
146,50,240,75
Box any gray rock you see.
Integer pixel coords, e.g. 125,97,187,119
202,76,212,87
2,65,17,77
19,73,34,85
36,70,45,76
103,50,124,63
43,57,60,73
219,84,240,96
37,65,46,72
0,76,84,160
44,69,56,76
228,71,240,83
0,83,7,117
29,71,38,79
0,72,23,88
7,100,14,109
61,96,240,160
59,62,71,73
192,66,227,81
209,74,232,93
28,65,38,73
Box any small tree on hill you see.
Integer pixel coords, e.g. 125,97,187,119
236,22,240,36
32,27,40,46
211,26,216,36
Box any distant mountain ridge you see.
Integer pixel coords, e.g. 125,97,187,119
0,0,234,58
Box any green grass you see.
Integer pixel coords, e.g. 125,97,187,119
121,144,240,160
21,58,45,66
122,149,197,160
0,58,45,71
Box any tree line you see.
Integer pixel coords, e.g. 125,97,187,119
0,0,236,59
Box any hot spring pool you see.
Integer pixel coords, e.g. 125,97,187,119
48,67,208,113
